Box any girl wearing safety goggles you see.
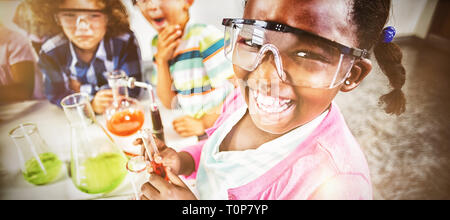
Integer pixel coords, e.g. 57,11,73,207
138,0,406,200
32,0,142,114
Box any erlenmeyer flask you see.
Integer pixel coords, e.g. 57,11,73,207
9,123,63,185
104,70,145,137
61,93,128,194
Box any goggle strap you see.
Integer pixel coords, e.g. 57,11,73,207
223,18,370,59
328,54,345,89
57,8,106,13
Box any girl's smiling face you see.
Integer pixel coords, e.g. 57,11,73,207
237,0,363,134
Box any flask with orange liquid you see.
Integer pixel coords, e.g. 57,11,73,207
104,71,145,137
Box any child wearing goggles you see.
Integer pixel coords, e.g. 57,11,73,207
33,0,142,114
138,0,406,200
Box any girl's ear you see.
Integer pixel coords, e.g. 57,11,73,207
340,58,372,92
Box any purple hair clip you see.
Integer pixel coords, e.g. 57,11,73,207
382,26,396,43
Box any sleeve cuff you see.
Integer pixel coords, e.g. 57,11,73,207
80,84,95,102
180,139,207,180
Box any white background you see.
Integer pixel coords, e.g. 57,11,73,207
0,0,439,61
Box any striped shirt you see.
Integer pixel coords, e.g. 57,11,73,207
150,22,234,119
38,32,142,106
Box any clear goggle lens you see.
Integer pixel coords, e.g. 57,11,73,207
224,23,356,89
56,11,107,28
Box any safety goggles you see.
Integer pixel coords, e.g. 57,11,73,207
55,9,108,29
134,0,165,6
222,18,369,89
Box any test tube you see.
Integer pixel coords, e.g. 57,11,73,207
128,78,165,141
139,129,168,181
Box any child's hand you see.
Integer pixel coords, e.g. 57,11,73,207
69,78,81,92
173,115,206,137
140,167,197,200
92,89,114,114
133,134,182,175
154,25,183,64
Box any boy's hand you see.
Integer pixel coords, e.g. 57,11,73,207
140,167,197,200
92,89,114,114
173,115,206,137
154,25,183,64
69,78,81,92
133,134,182,175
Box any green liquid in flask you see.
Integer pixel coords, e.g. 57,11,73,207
71,153,127,194
22,152,63,185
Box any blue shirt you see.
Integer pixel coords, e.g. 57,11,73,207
38,32,142,106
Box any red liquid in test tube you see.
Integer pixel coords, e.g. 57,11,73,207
141,130,169,181
150,161,168,181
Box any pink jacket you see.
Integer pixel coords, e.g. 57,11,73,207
181,88,372,200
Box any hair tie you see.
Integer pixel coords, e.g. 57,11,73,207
382,26,396,43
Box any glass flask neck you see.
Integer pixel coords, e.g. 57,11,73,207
9,123,48,172
61,93,97,127
106,70,129,106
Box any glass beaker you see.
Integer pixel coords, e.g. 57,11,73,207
104,70,145,137
61,93,128,194
9,123,63,185
126,156,149,200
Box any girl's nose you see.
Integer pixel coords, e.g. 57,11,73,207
249,53,283,95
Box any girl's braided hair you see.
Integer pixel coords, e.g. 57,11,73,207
352,0,406,115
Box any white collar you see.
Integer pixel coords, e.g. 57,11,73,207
213,106,329,156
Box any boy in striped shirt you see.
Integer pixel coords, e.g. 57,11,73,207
134,0,235,137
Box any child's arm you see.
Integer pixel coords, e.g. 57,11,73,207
154,26,183,109
173,103,223,137
177,151,196,176
155,60,177,109
200,103,223,130
0,61,35,102
179,139,208,179
1,31,36,103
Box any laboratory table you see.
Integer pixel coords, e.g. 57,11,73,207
0,99,198,200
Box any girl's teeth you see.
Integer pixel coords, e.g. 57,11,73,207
252,90,292,113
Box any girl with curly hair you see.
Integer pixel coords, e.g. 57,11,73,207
34,0,142,113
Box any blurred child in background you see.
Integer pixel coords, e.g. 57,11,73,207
0,22,40,103
134,0,235,137
33,0,142,114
